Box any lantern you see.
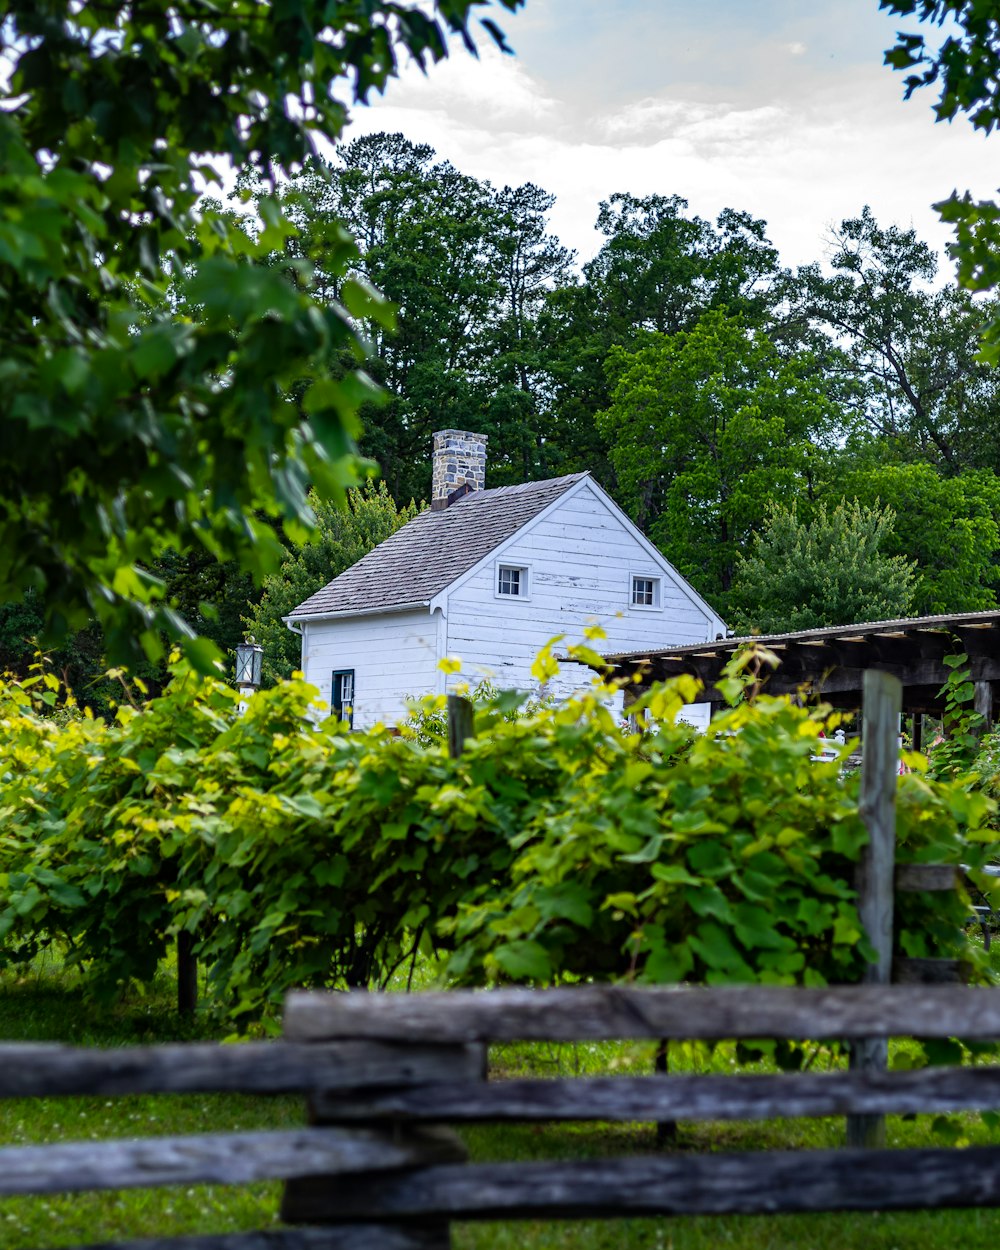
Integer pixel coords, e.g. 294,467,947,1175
234,639,264,692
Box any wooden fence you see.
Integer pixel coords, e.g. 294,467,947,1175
7,983,1000,1248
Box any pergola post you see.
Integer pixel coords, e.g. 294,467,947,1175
975,681,994,736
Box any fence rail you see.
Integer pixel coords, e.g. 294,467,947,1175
285,983,1000,1043
310,1065,1000,1123
0,1039,483,1098
0,1125,463,1197
282,1147,1000,1223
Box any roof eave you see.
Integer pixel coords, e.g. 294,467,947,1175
283,600,431,626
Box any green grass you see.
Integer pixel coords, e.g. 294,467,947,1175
1,952,1000,1248
0,961,299,1249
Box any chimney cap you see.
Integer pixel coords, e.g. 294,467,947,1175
433,428,489,442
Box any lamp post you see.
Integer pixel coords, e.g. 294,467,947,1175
234,638,263,714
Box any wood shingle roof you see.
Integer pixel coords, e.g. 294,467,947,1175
288,473,587,620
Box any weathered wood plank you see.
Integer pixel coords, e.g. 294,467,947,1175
976,680,994,735
447,694,474,759
282,1147,1000,1222
71,1226,451,1250
894,864,959,892
0,1041,483,1099
283,985,1000,1044
0,1126,465,1196
280,1131,466,1225
310,1065,1000,1124
848,669,901,1148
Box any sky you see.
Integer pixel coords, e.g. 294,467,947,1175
336,0,997,276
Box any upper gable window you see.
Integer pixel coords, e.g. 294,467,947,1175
493,559,533,601
631,575,661,609
497,564,526,597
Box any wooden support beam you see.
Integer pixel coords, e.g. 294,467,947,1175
826,640,869,668
975,680,994,735
446,695,474,759
956,626,1000,661
894,864,959,892
282,1129,466,1224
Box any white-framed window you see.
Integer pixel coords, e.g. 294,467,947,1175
630,574,661,609
332,669,355,728
495,562,530,599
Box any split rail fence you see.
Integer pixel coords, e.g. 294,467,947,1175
6,984,1000,1248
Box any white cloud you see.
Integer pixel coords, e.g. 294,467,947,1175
342,16,999,276
359,43,560,135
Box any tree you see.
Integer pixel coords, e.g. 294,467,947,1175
596,310,838,609
883,2,1000,355
238,137,573,499
728,500,916,635
0,1,520,669
586,194,785,341
477,182,576,483
832,461,1000,614
800,207,1000,470
243,481,418,686
0,553,258,717
538,195,791,488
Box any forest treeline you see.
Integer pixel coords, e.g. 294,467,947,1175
5,130,1000,705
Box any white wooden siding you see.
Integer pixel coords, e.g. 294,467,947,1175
442,481,721,720
300,610,441,728
294,479,722,731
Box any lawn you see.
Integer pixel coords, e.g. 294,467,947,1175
0,953,999,1249
0,960,299,1247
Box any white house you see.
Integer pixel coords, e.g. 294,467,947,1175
285,430,726,728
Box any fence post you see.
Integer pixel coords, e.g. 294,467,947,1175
447,694,474,760
846,669,902,1149
177,930,197,1017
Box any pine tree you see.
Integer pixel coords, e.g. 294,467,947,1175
728,500,916,635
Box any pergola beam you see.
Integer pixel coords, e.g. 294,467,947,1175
601,612,1000,717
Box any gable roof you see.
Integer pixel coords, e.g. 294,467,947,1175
287,473,588,620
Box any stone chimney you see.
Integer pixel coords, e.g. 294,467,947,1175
431,429,488,510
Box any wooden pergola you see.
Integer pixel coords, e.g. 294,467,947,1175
600,610,1000,736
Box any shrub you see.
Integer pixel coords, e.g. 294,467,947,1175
0,644,993,1027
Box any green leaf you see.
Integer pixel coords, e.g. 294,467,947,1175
181,637,225,677
689,922,749,974
492,940,552,983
